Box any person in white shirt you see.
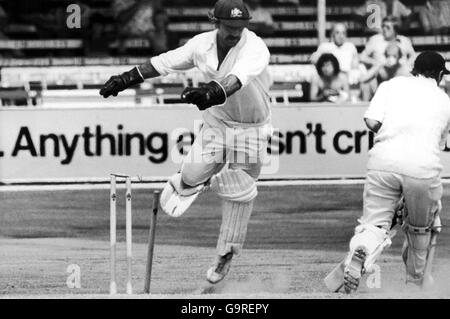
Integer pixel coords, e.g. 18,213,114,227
100,0,272,285
360,16,415,70
360,42,411,101
311,23,359,75
341,51,450,293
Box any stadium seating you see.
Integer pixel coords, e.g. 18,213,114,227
0,0,450,106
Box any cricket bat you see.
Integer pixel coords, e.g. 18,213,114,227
324,259,346,292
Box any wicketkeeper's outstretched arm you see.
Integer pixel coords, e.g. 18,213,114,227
99,62,161,98
181,75,242,110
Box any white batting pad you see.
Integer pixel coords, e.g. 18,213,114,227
347,224,392,270
160,173,204,217
216,199,254,256
210,169,257,202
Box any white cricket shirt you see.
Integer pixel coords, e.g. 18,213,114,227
365,75,450,178
150,28,272,126
361,34,415,67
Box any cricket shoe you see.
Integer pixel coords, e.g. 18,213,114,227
206,252,233,284
343,247,367,294
405,274,424,288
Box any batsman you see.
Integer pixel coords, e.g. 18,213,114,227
341,51,450,293
100,0,272,284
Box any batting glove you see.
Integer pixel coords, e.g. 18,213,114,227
181,80,227,110
99,66,144,98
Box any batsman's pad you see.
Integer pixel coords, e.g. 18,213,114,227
212,169,257,256
160,173,205,217
347,224,392,272
210,169,257,202
401,200,442,281
401,215,441,281
216,199,254,256
325,225,398,292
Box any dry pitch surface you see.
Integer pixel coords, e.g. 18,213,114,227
1,184,450,299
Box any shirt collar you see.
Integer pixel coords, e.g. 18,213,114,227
417,75,438,86
206,29,218,52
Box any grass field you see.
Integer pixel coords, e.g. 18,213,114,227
1,184,450,298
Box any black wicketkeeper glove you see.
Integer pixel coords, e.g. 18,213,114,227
181,80,227,110
99,66,144,98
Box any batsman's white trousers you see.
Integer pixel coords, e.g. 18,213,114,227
360,170,442,229
352,170,442,278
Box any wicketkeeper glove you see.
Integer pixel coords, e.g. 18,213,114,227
99,66,144,98
181,80,227,110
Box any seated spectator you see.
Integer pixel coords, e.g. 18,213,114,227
148,9,178,55
112,0,161,53
0,5,8,39
0,5,26,58
360,16,415,70
354,0,412,32
84,13,113,57
360,43,411,100
311,23,359,75
310,53,350,103
246,0,275,36
418,0,450,35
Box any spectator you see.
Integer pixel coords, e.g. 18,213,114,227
0,5,26,58
360,16,415,70
355,0,412,31
148,9,178,55
360,43,411,100
246,0,275,36
418,1,450,35
84,13,113,57
112,0,161,53
310,53,350,103
0,5,8,39
311,23,359,75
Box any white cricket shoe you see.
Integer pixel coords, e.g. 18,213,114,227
343,247,367,294
206,252,233,284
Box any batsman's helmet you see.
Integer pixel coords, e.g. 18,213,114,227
413,51,450,76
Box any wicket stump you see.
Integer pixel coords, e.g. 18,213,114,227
110,174,133,295
109,173,160,295
144,190,160,293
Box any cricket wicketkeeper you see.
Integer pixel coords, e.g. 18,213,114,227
100,0,272,284
342,51,450,293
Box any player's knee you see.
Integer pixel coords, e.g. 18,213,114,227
181,169,206,188
229,162,261,180
403,222,432,251
210,169,258,202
